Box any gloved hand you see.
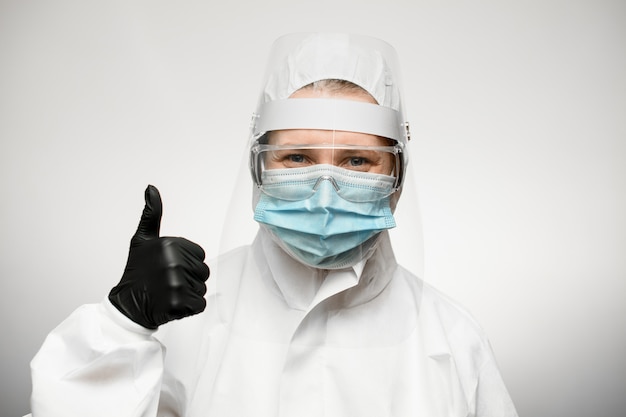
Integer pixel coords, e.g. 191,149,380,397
109,185,210,329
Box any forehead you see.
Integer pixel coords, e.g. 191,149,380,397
267,129,392,147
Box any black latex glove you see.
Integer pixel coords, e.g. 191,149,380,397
109,185,210,329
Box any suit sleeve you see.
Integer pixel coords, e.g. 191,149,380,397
474,344,519,417
29,298,177,417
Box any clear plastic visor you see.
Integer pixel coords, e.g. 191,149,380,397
250,143,402,202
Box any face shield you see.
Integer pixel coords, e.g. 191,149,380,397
219,33,423,274
245,33,413,270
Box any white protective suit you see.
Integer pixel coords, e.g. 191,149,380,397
30,229,517,416
28,33,518,417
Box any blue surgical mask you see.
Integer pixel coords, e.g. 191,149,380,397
253,164,396,269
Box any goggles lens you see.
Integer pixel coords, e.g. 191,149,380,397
251,144,403,202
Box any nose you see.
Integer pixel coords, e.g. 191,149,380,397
314,148,338,167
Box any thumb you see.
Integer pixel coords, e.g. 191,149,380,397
133,184,162,241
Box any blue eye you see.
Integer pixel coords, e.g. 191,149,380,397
349,157,366,166
289,154,306,163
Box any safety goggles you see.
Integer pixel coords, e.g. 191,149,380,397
250,143,404,202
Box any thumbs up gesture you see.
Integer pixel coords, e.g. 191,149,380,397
109,185,210,329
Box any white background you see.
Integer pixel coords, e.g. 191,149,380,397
1,1,624,416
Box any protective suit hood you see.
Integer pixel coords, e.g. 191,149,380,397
261,32,402,111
